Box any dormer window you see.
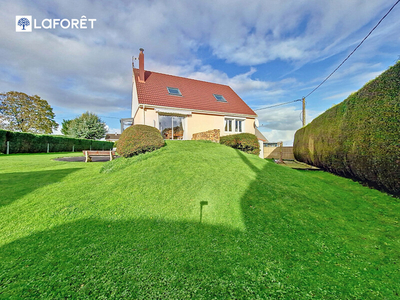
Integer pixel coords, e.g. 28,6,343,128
167,87,182,96
213,94,227,102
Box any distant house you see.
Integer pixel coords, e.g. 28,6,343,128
125,48,260,142
105,134,120,142
255,128,268,143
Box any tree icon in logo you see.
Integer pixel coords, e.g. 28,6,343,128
18,17,30,30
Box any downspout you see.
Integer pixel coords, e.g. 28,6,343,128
143,104,146,125
171,117,174,140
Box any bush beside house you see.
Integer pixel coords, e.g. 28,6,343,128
117,125,165,158
294,61,400,196
220,133,260,155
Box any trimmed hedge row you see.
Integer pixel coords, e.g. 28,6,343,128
0,129,113,154
294,61,400,196
220,133,260,155
117,125,165,158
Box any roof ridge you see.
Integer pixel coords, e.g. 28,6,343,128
133,68,230,88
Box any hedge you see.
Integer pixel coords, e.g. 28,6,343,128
117,125,165,158
294,61,400,196
220,133,260,155
0,129,113,154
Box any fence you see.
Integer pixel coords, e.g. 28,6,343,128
263,146,294,160
0,129,113,154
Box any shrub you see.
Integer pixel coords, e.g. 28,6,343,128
220,133,260,155
294,61,400,196
117,125,165,158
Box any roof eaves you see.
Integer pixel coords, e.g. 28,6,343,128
141,104,257,118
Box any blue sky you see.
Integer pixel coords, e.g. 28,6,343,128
1,0,399,144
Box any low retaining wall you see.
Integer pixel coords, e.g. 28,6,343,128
192,129,220,143
263,146,294,160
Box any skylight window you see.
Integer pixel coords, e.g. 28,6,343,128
213,94,227,102
167,87,182,96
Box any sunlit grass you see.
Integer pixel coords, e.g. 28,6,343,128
0,141,399,299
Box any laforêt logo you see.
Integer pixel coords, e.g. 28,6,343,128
16,16,32,32
15,15,96,32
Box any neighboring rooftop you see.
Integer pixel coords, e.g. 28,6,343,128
105,133,120,141
255,128,268,142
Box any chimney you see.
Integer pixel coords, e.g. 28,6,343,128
139,48,145,82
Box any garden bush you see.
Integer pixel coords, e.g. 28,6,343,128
117,125,165,158
0,129,113,154
220,133,260,155
294,61,400,196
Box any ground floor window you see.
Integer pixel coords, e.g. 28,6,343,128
225,118,244,133
159,115,184,140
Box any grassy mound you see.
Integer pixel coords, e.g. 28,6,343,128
294,61,400,196
0,141,399,298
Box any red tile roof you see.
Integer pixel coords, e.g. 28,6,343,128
133,68,257,116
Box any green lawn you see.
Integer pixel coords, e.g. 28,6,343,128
0,141,399,299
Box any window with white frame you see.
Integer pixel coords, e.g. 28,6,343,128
225,118,244,133
235,119,242,132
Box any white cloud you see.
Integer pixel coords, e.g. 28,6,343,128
256,106,303,131
261,130,297,146
1,0,399,133
323,91,356,101
107,127,121,134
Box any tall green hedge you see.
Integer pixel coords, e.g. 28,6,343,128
294,61,400,196
0,129,113,154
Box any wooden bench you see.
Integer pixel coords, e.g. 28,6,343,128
82,150,116,162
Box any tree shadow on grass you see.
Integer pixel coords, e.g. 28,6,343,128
0,152,399,298
0,168,82,207
236,150,400,299
0,218,276,299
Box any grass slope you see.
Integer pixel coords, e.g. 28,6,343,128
0,141,399,299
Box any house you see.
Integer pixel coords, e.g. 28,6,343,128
125,48,260,143
105,133,120,142
255,128,268,143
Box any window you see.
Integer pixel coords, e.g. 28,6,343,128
235,120,242,132
159,115,184,140
213,94,227,102
225,119,232,132
167,87,182,96
225,118,244,133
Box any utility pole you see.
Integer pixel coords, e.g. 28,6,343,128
302,97,306,127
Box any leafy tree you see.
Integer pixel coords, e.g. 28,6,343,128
0,91,58,134
68,111,107,140
61,119,73,135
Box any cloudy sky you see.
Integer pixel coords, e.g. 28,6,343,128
1,0,399,144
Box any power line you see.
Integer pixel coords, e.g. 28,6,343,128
304,0,400,99
254,99,302,111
